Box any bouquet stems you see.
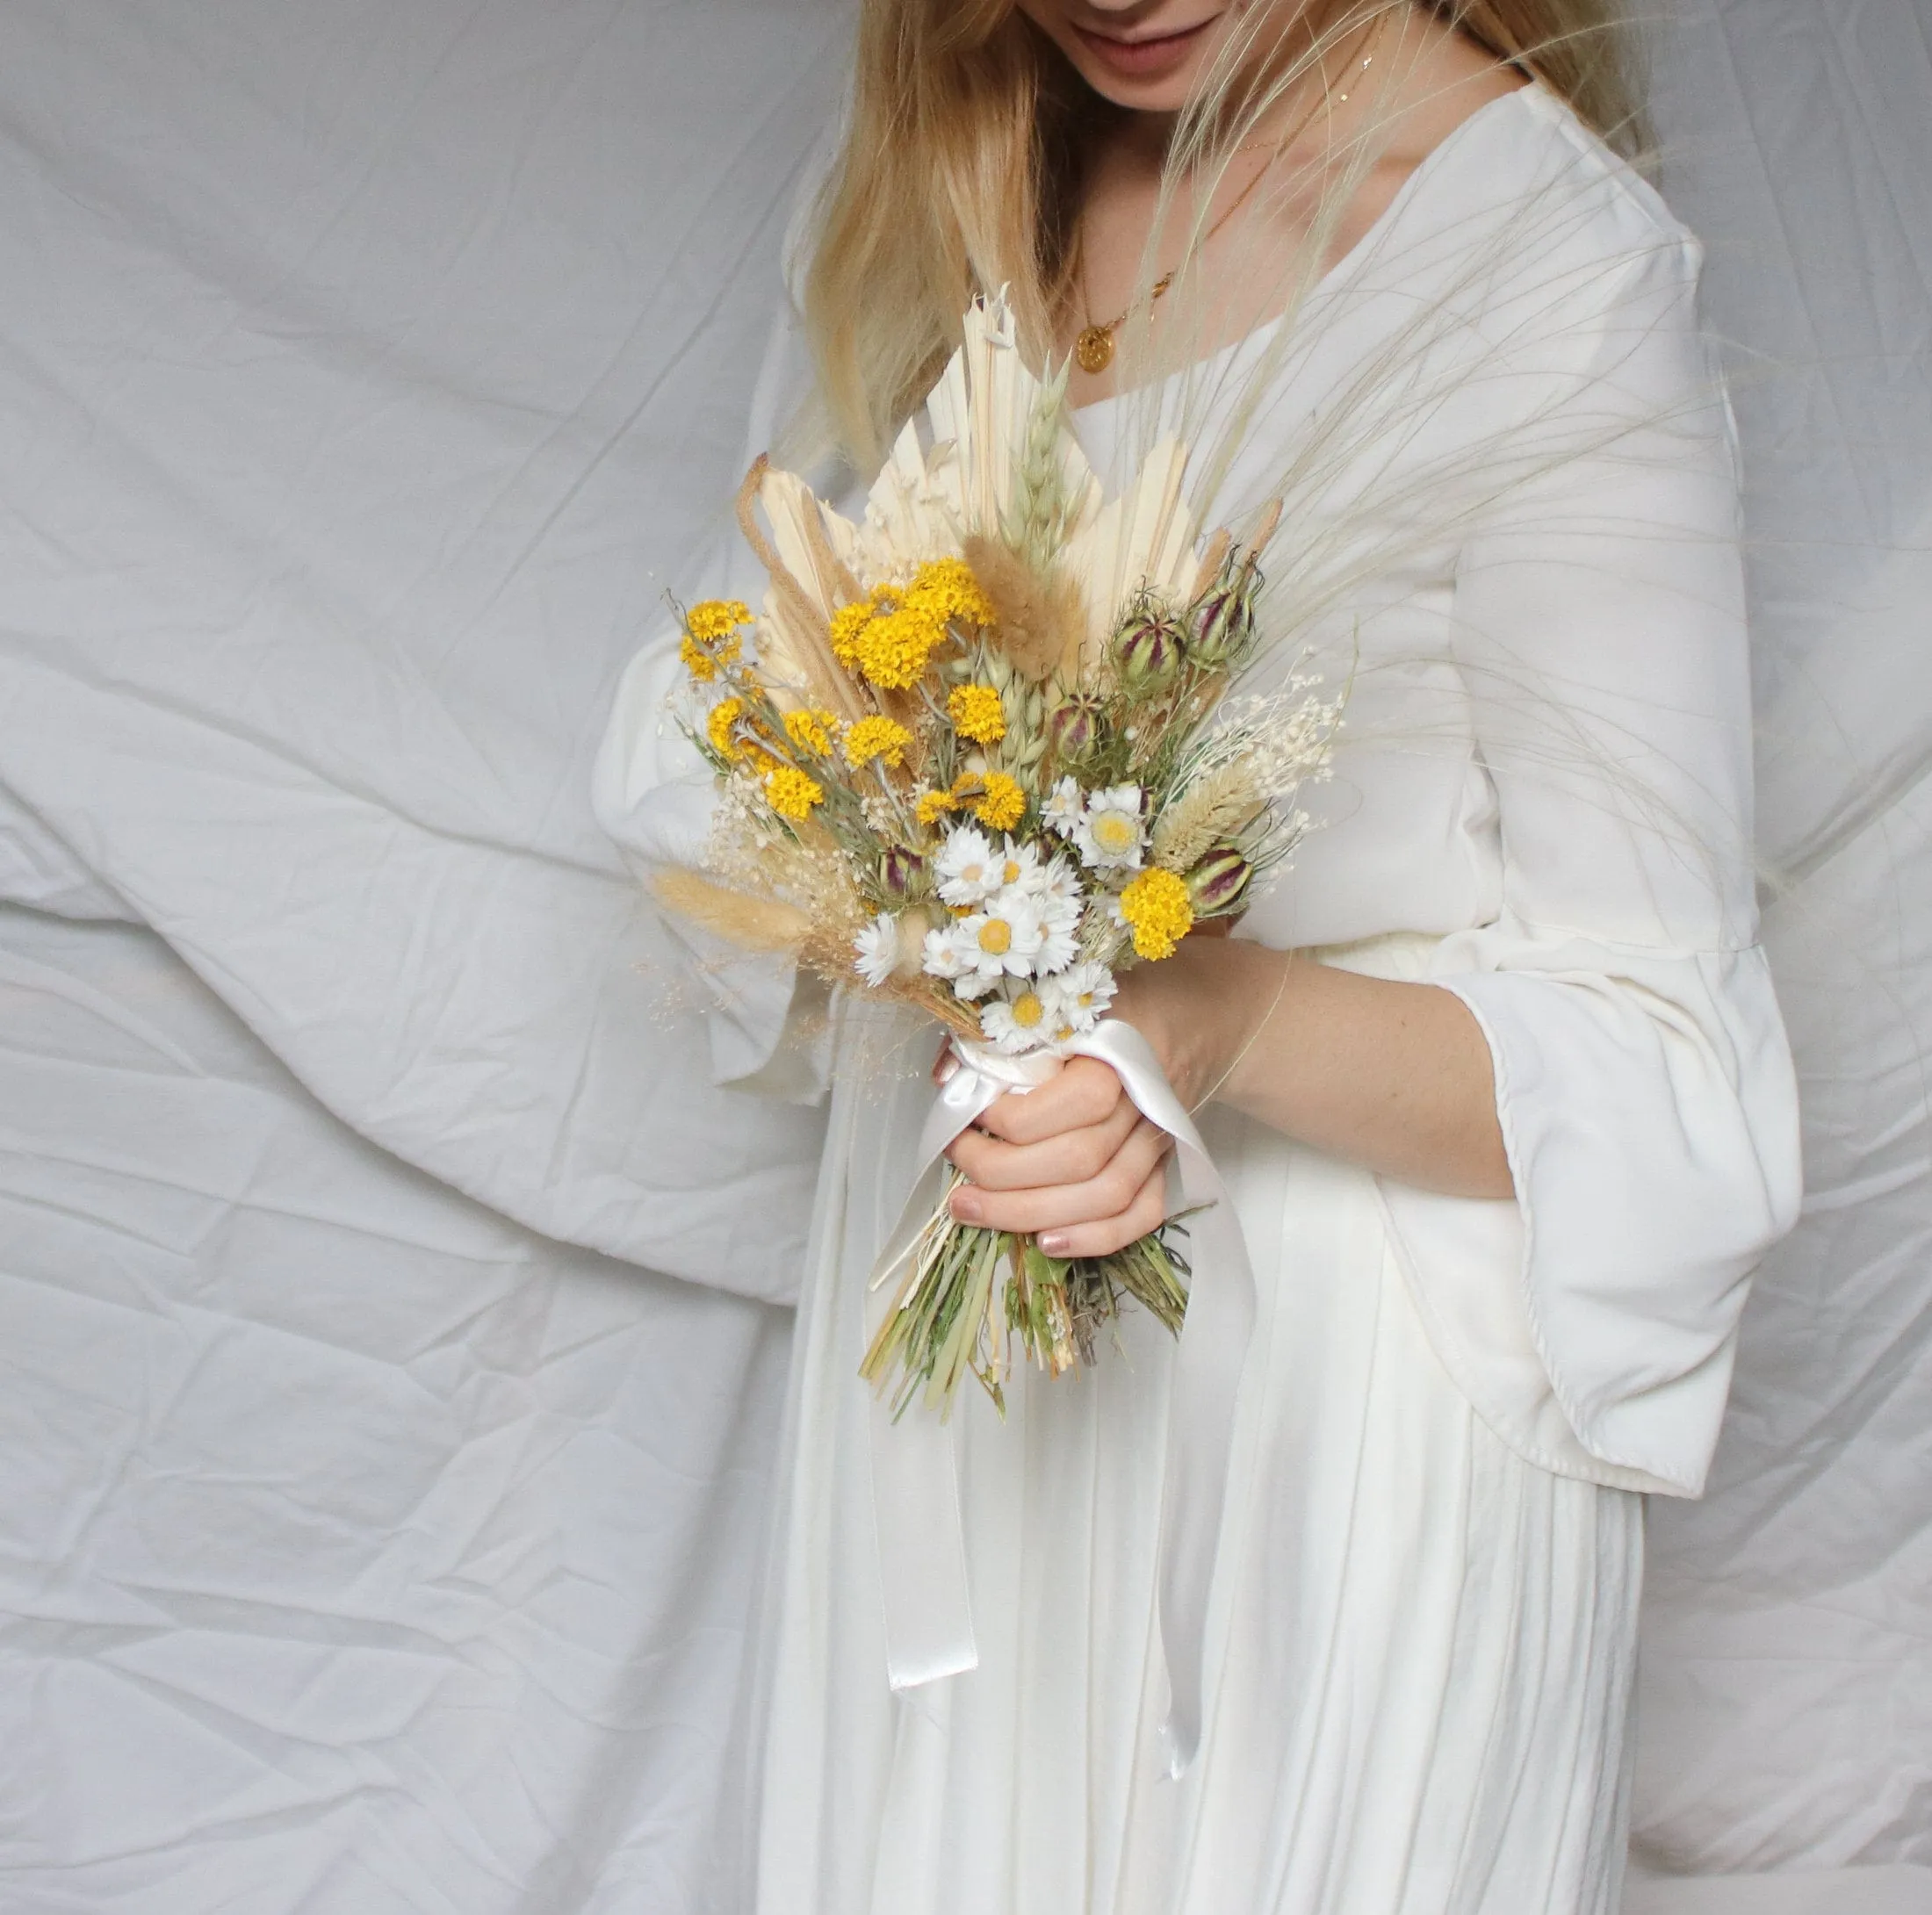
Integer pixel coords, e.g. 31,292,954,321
861,1166,1192,1420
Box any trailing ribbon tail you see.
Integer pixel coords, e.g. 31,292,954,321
862,1019,1258,1778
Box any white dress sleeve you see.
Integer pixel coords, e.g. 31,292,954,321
593,623,832,1102
592,170,842,1105
1378,227,1803,1497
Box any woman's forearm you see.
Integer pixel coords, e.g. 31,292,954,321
1114,938,1513,1200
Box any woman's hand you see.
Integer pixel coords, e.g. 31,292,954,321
941,919,1512,1241
943,1057,1173,1256
938,932,1263,1256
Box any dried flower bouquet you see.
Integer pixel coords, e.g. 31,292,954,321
653,294,1337,1416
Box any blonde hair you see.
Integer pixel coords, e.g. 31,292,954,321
802,1,1649,466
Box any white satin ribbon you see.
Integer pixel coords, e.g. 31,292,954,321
863,1016,1257,1778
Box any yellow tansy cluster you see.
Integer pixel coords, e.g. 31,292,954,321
687,599,753,642
825,558,998,692
680,631,739,681
843,715,912,769
914,768,1028,833
906,556,998,630
856,606,942,690
764,765,825,821
782,707,838,756
681,601,752,682
971,770,1026,832
829,600,874,667
947,683,1006,745
706,696,745,760
1118,868,1194,961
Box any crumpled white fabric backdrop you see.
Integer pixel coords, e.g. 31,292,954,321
0,3,1923,1911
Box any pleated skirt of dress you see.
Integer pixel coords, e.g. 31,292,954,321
746,970,1642,1915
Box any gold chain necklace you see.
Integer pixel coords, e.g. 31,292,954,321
1073,20,1386,377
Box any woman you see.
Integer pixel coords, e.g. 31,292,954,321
596,3,1802,1909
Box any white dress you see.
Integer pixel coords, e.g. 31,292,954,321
595,86,1801,1915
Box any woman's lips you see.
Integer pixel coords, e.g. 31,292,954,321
1071,18,1215,81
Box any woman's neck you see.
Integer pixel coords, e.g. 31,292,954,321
1061,7,1525,407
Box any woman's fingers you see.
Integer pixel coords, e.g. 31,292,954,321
938,1051,1171,1251
1036,1159,1170,1260
949,1119,1171,1235
947,1089,1139,1191
974,1056,1123,1144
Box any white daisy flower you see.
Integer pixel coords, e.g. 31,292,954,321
1034,886,1082,975
991,836,1049,896
922,922,970,982
978,983,1056,1055
1042,776,1085,839
952,891,1047,989
1038,851,1084,908
854,913,899,989
931,921,997,999
935,825,1002,907
1043,961,1117,1037
1074,784,1146,870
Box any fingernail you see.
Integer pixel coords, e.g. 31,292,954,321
952,1191,982,1224
1037,1232,1069,1255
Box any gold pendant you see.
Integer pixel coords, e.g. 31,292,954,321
1075,324,1115,375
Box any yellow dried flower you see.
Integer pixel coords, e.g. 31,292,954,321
705,696,745,760
763,766,825,820
947,683,1006,745
855,603,946,690
679,630,742,682
915,788,957,827
844,716,912,769
970,771,1026,832
782,707,838,756
829,599,874,666
687,599,753,643
905,556,998,631
1119,867,1194,961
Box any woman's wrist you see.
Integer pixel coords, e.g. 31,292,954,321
1110,937,1296,1115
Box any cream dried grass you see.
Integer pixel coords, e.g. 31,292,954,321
1152,763,1267,872
651,868,812,951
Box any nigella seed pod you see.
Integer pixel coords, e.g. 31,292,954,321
1187,567,1258,669
880,846,925,899
1045,695,1103,760
1114,601,1185,688
1186,845,1252,915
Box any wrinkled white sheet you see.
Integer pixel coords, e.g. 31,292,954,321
1635,4,1932,1898
0,1,1924,1910
0,904,790,1911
